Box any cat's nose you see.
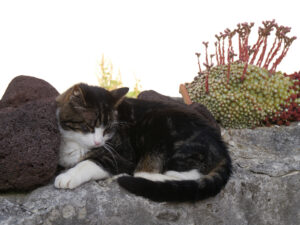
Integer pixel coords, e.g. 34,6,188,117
94,141,101,146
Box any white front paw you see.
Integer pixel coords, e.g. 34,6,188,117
54,171,82,189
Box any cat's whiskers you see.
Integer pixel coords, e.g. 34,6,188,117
103,144,119,172
105,141,121,157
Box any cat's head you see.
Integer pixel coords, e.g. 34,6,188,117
56,83,129,148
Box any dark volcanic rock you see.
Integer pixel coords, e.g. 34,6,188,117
138,90,185,103
0,75,59,109
0,76,60,191
138,90,221,134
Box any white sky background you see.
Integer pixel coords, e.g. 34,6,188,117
1,0,300,98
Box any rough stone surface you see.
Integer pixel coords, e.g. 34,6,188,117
1,123,299,225
0,75,59,109
0,76,60,191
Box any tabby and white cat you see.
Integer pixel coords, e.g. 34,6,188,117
55,83,232,202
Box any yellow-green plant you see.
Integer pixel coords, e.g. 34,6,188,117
185,20,299,128
98,55,122,90
126,77,142,98
97,55,142,98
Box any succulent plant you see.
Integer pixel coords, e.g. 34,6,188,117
264,71,300,126
184,20,300,128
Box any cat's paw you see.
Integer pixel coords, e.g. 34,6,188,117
54,171,82,189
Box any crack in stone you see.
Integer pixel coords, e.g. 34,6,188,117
236,155,256,160
236,163,300,178
249,169,300,178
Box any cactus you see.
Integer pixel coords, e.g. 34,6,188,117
185,20,300,128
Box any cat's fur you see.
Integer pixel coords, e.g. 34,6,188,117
55,83,232,202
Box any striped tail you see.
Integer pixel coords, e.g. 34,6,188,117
117,158,232,202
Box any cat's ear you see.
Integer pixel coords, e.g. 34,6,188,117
56,84,86,106
110,87,129,107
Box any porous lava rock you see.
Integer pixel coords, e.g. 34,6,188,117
0,75,59,109
0,75,60,191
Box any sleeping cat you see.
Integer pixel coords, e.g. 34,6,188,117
55,83,232,202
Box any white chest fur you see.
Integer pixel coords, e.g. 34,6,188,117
58,126,112,167
58,138,89,168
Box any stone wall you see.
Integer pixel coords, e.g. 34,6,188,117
1,123,299,225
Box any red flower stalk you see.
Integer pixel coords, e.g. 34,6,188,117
221,34,225,65
203,41,209,66
241,35,251,81
270,36,296,72
244,35,249,62
263,26,287,69
255,20,275,67
195,52,202,74
210,54,215,66
237,24,242,61
226,29,235,83
203,60,214,93
249,35,263,64
218,38,222,65
263,37,278,69
215,42,220,65
256,37,268,67
266,39,282,70
238,22,253,62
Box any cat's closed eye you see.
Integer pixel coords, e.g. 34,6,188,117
80,124,91,133
60,120,92,133
103,125,115,136
61,121,78,130
103,128,109,136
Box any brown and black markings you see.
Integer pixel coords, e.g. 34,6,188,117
56,83,232,202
